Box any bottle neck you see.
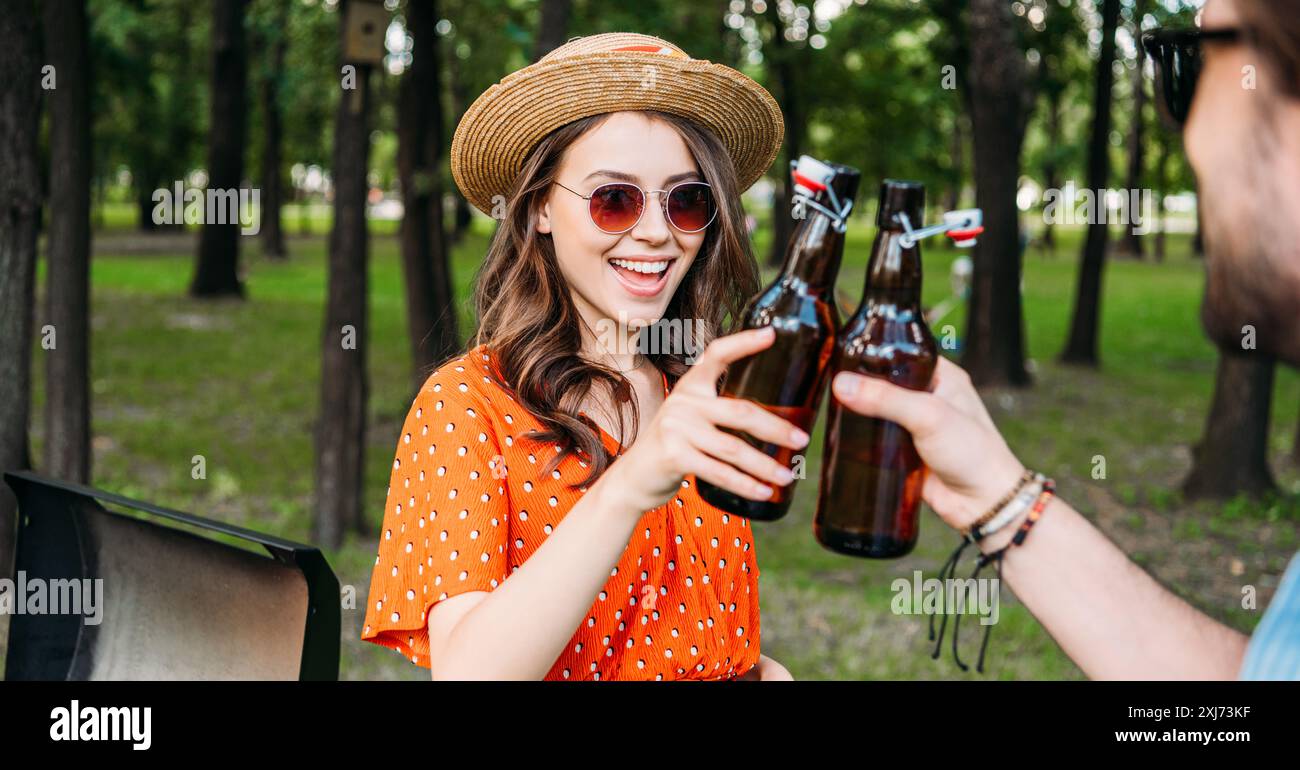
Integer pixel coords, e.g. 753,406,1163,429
862,229,923,307
778,207,845,292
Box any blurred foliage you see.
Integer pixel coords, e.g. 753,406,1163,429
79,0,1204,223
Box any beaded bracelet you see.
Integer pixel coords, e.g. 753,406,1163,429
969,473,1045,542
965,469,1034,536
1009,479,1056,547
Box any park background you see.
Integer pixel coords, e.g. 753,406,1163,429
1,0,1298,680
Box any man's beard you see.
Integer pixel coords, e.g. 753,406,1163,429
1198,150,1300,366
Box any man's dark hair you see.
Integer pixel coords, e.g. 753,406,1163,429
1238,1,1300,99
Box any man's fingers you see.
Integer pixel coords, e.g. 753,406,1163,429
931,356,997,431
831,371,943,437
678,327,776,392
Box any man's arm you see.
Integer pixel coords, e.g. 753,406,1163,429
986,496,1248,679
829,360,1250,680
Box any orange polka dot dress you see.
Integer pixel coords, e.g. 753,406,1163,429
361,344,763,680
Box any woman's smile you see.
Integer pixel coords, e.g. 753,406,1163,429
606,254,680,298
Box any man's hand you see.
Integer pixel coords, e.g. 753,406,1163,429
833,357,1252,679
830,356,1026,533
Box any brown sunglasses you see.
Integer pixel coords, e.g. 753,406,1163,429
1141,26,1242,128
555,180,718,234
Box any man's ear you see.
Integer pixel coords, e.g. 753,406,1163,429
537,195,553,234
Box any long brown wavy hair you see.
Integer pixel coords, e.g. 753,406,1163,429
470,110,761,488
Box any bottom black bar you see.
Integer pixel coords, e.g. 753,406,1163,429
0,680,1292,756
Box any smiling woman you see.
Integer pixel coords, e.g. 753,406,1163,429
533,112,734,374
361,32,800,681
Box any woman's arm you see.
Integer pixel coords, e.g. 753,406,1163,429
736,654,794,681
427,463,647,680
830,359,1248,680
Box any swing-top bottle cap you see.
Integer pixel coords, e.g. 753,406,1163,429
792,155,860,207
877,179,925,230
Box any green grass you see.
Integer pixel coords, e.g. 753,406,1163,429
21,211,1300,681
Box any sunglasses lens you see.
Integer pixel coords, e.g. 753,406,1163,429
589,184,643,232
667,183,715,232
1167,42,1201,124
1149,37,1201,126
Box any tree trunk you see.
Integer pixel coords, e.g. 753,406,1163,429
960,0,1031,387
42,0,93,484
191,0,249,298
1118,0,1147,259
1293,402,1300,465
93,173,104,230
446,44,473,242
1192,194,1204,257
259,2,288,259
163,0,198,233
945,114,964,213
722,0,742,68
1154,136,1168,262
0,0,42,581
399,0,459,392
1183,352,1277,500
127,18,162,234
533,0,572,62
136,180,160,231
1041,89,1062,254
453,191,472,240
315,0,373,547
1061,0,1120,366
298,186,312,236
765,5,803,269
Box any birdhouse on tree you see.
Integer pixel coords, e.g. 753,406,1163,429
344,0,388,65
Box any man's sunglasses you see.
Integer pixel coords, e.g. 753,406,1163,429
1141,26,1241,127
554,180,717,235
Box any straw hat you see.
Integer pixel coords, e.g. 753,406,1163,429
450,32,785,216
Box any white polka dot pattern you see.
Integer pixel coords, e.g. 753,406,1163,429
361,345,763,680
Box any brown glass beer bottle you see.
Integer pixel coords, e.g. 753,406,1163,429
815,180,938,557
697,156,860,521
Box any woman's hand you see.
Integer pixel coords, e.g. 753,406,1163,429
737,653,794,681
829,356,1027,533
602,327,810,514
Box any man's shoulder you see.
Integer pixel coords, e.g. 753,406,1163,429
1239,551,1300,680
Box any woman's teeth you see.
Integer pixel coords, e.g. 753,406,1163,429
610,258,670,274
